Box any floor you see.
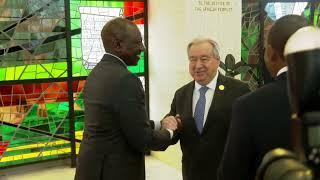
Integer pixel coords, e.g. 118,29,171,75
0,156,182,180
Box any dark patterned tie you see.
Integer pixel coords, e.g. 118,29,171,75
194,86,209,133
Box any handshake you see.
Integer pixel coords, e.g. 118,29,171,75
161,114,182,131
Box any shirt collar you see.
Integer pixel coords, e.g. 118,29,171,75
194,72,219,91
105,53,127,67
276,66,288,77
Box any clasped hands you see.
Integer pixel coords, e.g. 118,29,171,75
161,114,182,131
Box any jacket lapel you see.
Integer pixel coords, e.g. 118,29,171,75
182,82,202,134
184,82,194,119
201,74,226,134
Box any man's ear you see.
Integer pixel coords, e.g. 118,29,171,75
111,38,122,52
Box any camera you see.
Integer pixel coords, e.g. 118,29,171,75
256,27,320,180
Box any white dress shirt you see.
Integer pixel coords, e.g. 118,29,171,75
276,66,288,76
192,73,219,126
105,53,127,67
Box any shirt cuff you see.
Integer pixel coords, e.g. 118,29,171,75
154,120,161,130
166,129,174,139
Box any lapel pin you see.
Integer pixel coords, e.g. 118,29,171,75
218,85,225,91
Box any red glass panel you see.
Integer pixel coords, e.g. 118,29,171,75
0,142,9,156
124,2,144,24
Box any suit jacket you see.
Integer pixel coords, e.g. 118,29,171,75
168,74,250,180
75,54,171,180
218,73,292,180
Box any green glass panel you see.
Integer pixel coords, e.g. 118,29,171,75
51,69,65,77
304,8,311,18
87,1,97,6
76,48,82,58
128,66,138,73
36,73,50,79
43,63,54,72
59,72,67,77
59,102,69,111
20,105,41,127
21,72,36,79
73,38,81,46
60,71,68,77
36,65,46,73
0,68,5,80
97,1,103,6
5,67,15,80
54,70,65,77
0,125,16,141
314,9,319,26
46,103,68,119
0,62,73,80
24,65,36,72
75,92,84,109
75,120,84,131
80,68,89,76
128,52,145,73
71,19,81,28
15,66,25,79
53,62,67,70
72,60,82,74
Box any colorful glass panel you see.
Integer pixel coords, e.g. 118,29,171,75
0,80,85,167
70,0,145,77
0,0,68,81
0,0,145,81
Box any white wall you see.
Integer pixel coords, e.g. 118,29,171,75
148,0,192,122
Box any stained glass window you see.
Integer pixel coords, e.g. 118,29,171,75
265,2,308,20
70,1,145,77
0,0,67,81
0,80,85,167
241,1,316,88
241,0,261,89
0,0,147,168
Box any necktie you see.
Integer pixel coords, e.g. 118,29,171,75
194,86,209,133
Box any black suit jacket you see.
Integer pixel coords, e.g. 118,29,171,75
218,73,292,180
75,54,171,180
167,74,250,180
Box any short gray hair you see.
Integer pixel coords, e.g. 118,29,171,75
187,38,220,60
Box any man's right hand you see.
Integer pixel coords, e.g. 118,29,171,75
161,115,182,131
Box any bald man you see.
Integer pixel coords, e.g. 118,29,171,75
75,18,178,180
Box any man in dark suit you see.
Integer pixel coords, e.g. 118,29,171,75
217,15,310,180
74,18,178,180
162,38,250,180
